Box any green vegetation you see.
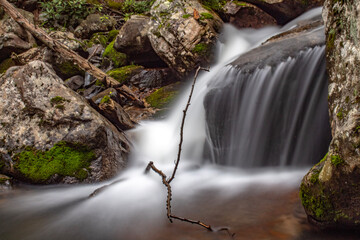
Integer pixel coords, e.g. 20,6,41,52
146,84,179,109
200,12,214,20
107,65,142,84
107,0,155,14
200,0,226,11
0,58,15,74
337,108,344,120
100,95,111,104
95,79,105,87
327,28,336,51
57,61,84,78
50,96,66,105
330,154,344,167
14,141,96,183
103,40,127,68
300,180,333,219
182,14,191,19
192,43,211,56
40,0,101,28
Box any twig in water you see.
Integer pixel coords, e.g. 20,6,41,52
145,67,235,239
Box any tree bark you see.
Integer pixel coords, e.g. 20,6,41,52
0,0,143,107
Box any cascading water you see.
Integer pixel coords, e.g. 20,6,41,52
204,46,331,167
0,8,338,240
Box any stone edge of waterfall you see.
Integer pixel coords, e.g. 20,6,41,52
229,20,325,73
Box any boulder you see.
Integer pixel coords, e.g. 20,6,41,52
147,0,223,77
300,0,360,228
0,174,12,191
74,14,116,39
240,0,324,25
129,68,177,90
0,8,36,62
223,2,276,29
114,15,166,67
65,75,85,91
0,61,129,184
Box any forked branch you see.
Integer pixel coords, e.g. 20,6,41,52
145,67,235,238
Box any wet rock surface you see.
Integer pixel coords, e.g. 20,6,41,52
301,0,360,228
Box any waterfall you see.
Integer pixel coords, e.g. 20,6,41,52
0,8,333,240
204,46,331,167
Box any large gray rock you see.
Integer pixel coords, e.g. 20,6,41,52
300,1,360,228
114,15,165,67
74,14,116,39
0,61,129,184
0,8,36,62
148,0,223,77
240,0,324,25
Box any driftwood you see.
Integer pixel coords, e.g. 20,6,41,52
145,66,235,238
0,0,143,107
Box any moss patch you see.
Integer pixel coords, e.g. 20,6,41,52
300,180,334,219
200,12,214,20
14,141,96,183
146,83,180,109
100,95,111,104
103,40,127,68
57,61,84,79
50,96,66,105
330,154,344,167
192,43,211,57
0,58,15,74
107,65,143,84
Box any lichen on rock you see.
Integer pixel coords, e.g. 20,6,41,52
0,61,129,184
147,0,223,77
301,0,360,228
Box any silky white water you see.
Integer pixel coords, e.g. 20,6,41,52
0,8,333,240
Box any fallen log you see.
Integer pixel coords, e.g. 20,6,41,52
0,0,144,107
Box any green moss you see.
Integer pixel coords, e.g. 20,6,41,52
106,65,143,84
0,158,4,170
200,0,225,11
58,61,84,78
0,58,15,74
50,96,65,105
55,104,65,110
320,152,328,164
14,141,96,183
103,40,127,68
182,14,191,19
100,95,111,104
200,12,214,20
327,28,336,51
107,29,119,42
310,169,321,184
330,155,344,167
337,108,344,120
145,84,179,109
95,79,105,87
192,43,211,56
300,181,333,219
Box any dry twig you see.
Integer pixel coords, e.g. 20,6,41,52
145,67,235,238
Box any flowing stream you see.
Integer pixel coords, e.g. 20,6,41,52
1,8,357,240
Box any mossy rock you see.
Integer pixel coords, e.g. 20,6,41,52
55,60,85,79
86,30,120,48
0,58,15,74
103,40,127,68
107,65,143,84
13,141,96,183
145,82,181,109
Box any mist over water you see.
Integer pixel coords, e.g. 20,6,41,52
0,8,334,240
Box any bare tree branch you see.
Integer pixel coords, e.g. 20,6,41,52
145,67,235,238
168,66,209,183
